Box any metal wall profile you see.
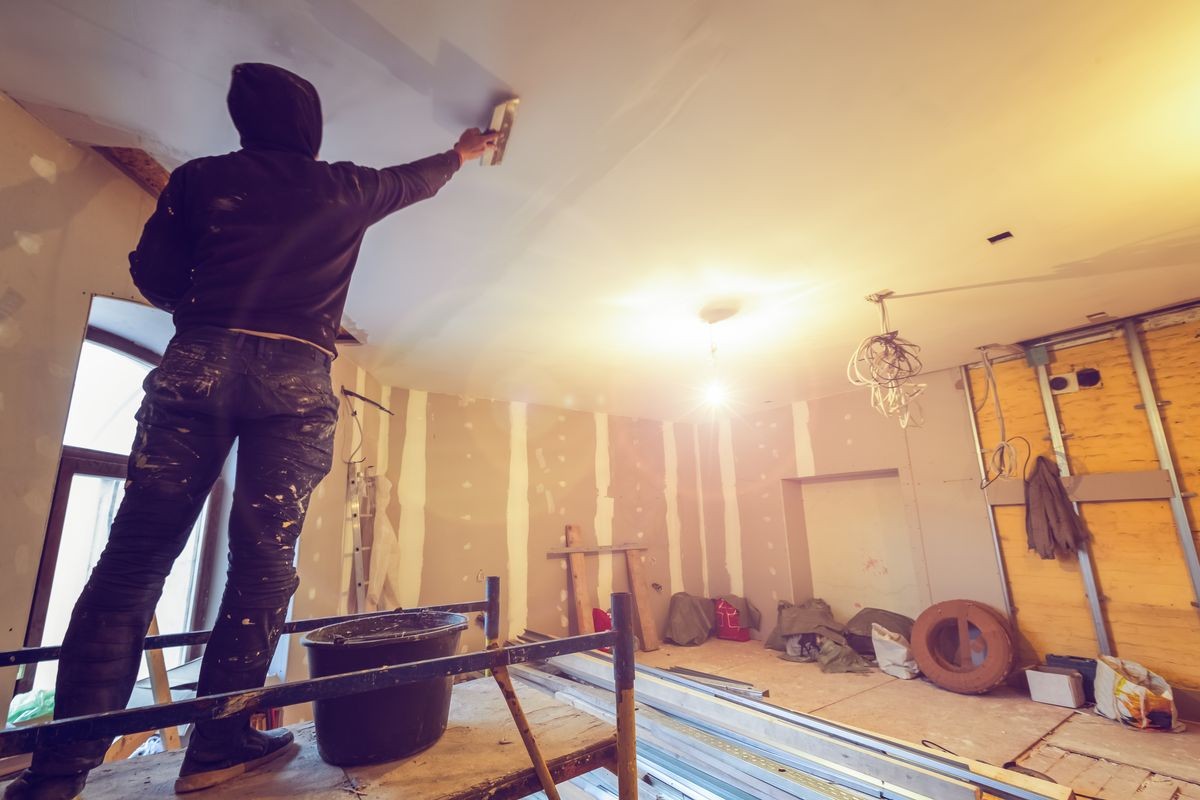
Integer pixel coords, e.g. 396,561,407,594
1033,363,1114,656
959,365,1015,620
1122,320,1200,612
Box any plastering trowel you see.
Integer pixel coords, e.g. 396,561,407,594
481,97,518,166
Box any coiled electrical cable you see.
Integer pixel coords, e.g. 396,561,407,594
847,294,925,427
977,346,1030,488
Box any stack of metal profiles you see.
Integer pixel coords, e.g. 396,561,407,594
511,638,1068,800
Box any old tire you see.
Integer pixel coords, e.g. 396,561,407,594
911,600,1014,694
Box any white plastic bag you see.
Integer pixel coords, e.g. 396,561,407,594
1094,656,1183,732
871,623,919,679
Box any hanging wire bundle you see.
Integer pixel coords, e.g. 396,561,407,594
846,292,925,428
975,345,1030,488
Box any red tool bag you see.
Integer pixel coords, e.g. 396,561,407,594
592,608,612,653
714,599,751,642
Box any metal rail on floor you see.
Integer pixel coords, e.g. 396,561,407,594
571,649,1056,800
0,578,641,800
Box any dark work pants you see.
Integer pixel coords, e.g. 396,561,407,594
33,327,337,778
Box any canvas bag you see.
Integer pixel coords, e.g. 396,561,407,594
1094,656,1184,732
871,623,919,679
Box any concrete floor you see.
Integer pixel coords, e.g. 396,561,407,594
638,639,1200,800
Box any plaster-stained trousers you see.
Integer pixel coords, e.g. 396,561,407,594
32,327,337,778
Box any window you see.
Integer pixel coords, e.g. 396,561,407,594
17,336,209,699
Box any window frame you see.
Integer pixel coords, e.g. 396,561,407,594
16,328,224,694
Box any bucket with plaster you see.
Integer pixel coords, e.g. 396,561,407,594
302,610,468,766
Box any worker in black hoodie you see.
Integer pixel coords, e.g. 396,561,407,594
5,63,496,799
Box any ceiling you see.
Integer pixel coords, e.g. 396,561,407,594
3,1,1200,420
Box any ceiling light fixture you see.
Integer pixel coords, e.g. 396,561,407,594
704,380,729,407
698,300,741,409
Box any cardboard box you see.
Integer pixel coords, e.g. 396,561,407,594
1026,666,1086,708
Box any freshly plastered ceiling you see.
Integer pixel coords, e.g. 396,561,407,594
3,1,1200,420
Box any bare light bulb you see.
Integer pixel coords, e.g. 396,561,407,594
704,380,729,407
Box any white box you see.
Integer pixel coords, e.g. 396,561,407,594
1026,666,1085,708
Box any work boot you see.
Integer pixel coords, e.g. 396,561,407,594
174,726,296,793
1,771,85,800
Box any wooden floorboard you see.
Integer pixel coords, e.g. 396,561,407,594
1044,713,1200,786
639,638,894,713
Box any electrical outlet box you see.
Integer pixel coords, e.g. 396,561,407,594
1048,372,1079,395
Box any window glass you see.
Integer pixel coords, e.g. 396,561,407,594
62,340,151,454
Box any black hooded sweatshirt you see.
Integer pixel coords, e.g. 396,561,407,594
129,62,461,354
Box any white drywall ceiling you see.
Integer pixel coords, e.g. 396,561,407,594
3,1,1199,420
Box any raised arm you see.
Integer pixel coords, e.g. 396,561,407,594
355,128,498,224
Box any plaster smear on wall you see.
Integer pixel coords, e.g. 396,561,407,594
14,231,42,255
663,421,683,595
791,400,815,477
396,389,428,608
692,425,710,597
377,386,391,474
594,411,614,601
717,417,743,596
506,402,529,637
28,154,57,182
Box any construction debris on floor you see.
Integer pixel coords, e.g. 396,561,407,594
663,590,1187,729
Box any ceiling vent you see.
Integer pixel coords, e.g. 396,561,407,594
986,230,1013,244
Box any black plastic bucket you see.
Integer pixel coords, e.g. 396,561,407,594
301,610,468,766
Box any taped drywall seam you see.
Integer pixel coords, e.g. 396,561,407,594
506,402,530,637
692,426,710,597
378,385,391,475
396,389,427,608
718,417,744,596
594,412,614,604
663,421,683,595
363,384,394,611
338,366,367,613
791,400,816,477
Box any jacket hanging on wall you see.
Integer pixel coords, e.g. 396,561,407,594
1025,455,1087,559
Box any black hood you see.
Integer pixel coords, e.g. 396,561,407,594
227,63,322,158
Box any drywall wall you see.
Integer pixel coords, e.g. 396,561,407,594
0,93,154,719
724,405,797,631
420,393,510,651
673,421,705,596
609,416,672,633
695,419,729,598
721,368,1007,637
796,472,923,621
526,405,598,636
281,388,708,723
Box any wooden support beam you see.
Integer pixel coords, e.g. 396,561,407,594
491,660,561,800
563,526,594,635
546,544,647,557
143,617,180,751
984,469,1174,506
623,552,659,652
